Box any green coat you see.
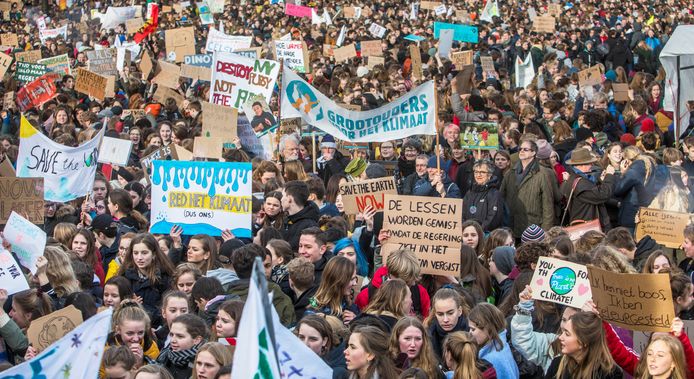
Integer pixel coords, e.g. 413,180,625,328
501,159,556,237
227,279,296,326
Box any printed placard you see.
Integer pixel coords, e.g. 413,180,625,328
150,161,252,237
98,136,133,165
339,177,397,214
0,247,29,295
0,178,44,225
588,266,675,332
242,96,276,137
37,54,71,76
165,27,196,62
285,3,313,18
636,208,693,249
369,22,386,38
332,44,357,62
15,62,47,83
209,52,280,110
74,68,108,101
3,211,46,274
360,40,383,57
433,21,478,43
530,257,591,308
459,122,499,150
381,194,463,276
274,40,309,73
205,28,253,54
578,65,602,87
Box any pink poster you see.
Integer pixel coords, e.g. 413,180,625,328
285,3,313,18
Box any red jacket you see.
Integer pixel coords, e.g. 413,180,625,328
604,321,694,378
354,266,430,318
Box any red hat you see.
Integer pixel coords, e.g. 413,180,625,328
640,118,655,134
620,133,636,146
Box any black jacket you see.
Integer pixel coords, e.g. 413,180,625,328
282,202,320,251
313,252,334,286
544,356,622,379
123,268,170,327
317,150,350,185
561,173,615,230
428,316,469,360
292,285,318,321
462,179,505,232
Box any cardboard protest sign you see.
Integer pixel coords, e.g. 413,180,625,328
433,21,478,43
193,136,224,159
0,52,12,77
367,56,384,70
459,122,499,149
533,15,556,34
98,137,133,165
578,65,602,87
181,64,212,81
343,6,360,18
455,65,475,94
548,3,562,17
0,157,14,176
0,247,29,295
15,62,47,83
0,32,17,46
122,109,146,120
451,50,473,68
140,144,178,179
150,161,252,237
3,211,46,274
410,45,423,80
152,60,181,89
613,83,630,102
2,91,15,111
530,257,591,308
86,48,117,76
281,66,437,142
636,208,693,249
339,177,397,214
165,27,196,62
382,194,463,275
37,54,71,76
285,3,313,18
205,28,253,54
332,44,357,63
125,18,144,34
274,40,309,73
14,49,42,63
16,116,105,202
0,178,43,225
588,266,675,332
74,68,108,101
323,44,335,57
360,40,383,57
139,50,155,79
241,96,276,137
153,85,184,105
369,22,387,38
201,101,238,141
420,1,442,10
209,52,280,110
27,305,82,353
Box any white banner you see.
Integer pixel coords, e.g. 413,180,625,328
281,66,437,142
480,0,499,22
209,51,280,110
205,28,253,54
39,25,67,43
0,308,112,377
99,6,138,30
515,53,535,89
17,115,105,202
274,40,307,73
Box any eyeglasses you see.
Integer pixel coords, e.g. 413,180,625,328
473,170,491,175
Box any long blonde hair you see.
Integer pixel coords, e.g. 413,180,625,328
191,342,233,379
310,257,355,316
635,334,687,379
389,317,440,378
43,246,80,297
623,145,655,183
363,278,409,318
443,332,483,379
555,312,615,379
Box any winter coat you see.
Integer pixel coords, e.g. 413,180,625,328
429,316,469,360
227,279,296,326
354,266,430,318
510,305,558,372
0,314,28,365
292,285,318,321
500,160,555,237
463,179,505,232
402,172,461,198
560,172,615,230
317,150,350,185
479,330,519,379
123,268,170,325
325,340,350,379
313,252,333,286
99,235,120,277
613,159,668,229
544,356,622,379
282,202,320,251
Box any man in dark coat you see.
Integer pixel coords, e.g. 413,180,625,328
281,180,320,251
561,148,616,230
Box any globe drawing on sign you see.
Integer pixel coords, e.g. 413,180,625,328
549,267,576,296
38,316,77,349
285,80,324,122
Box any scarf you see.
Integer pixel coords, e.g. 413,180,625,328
156,341,203,367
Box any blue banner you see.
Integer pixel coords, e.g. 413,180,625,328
433,22,478,43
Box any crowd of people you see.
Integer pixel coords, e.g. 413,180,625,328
0,0,694,377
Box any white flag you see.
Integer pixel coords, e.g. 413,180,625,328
336,25,347,47
231,262,281,379
480,0,499,22
0,308,112,377
515,54,535,89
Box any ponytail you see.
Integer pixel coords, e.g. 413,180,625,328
13,289,53,322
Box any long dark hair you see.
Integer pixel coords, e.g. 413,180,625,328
109,189,149,230
118,233,175,283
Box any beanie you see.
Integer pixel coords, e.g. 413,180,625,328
575,127,594,142
521,224,546,243
620,133,636,146
640,118,655,134
492,246,517,276
320,135,337,149
536,139,553,160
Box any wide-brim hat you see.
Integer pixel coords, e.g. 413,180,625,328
566,148,598,165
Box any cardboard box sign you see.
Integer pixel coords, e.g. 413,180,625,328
578,65,602,87
338,177,397,214
533,15,556,34
74,68,108,101
635,208,693,249
0,178,44,224
451,50,473,68
360,40,383,57
28,305,83,352
332,44,357,62
165,27,196,63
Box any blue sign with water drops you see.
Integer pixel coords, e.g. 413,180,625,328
150,160,253,237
